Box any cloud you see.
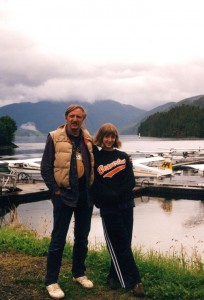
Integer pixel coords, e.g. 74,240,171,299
0,0,204,110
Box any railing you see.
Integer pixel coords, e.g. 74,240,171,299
0,172,18,193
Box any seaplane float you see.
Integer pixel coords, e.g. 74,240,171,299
181,163,204,177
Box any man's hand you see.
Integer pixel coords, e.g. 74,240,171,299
54,189,61,195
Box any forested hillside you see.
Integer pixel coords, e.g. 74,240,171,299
138,104,204,138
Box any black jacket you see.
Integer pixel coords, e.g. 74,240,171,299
91,147,135,208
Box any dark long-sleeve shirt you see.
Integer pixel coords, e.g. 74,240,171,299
91,147,135,209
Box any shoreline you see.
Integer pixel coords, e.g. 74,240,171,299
0,142,18,150
0,225,203,300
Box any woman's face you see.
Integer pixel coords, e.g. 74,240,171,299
102,134,116,150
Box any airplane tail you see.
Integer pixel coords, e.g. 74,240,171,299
159,160,172,170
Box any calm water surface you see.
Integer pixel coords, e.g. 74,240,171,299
16,197,204,261
1,136,204,260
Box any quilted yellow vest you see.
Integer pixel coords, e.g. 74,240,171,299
50,124,94,188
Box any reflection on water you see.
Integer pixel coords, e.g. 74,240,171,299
159,199,173,213
1,196,204,260
0,148,15,156
0,136,46,160
183,201,204,228
133,197,204,260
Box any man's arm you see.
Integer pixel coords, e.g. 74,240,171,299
41,134,59,194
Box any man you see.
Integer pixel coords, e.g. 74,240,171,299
41,104,94,299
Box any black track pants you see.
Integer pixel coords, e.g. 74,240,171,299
101,207,141,289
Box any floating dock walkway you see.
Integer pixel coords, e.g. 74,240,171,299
0,172,51,207
1,173,204,208
134,175,204,200
0,181,51,206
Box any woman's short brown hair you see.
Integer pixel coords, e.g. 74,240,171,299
93,123,122,148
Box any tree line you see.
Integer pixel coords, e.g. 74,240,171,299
138,104,204,138
0,116,17,146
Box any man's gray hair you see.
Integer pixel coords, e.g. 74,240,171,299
65,104,87,119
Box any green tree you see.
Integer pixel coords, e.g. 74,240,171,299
0,115,17,146
138,105,204,138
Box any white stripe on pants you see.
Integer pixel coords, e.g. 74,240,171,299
102,218,126,288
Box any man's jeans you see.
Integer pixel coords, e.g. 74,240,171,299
45,195,93,285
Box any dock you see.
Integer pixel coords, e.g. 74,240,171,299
1,172,204,210
10,181,49,200
0,181,51,205
0,172,51,207
134,185,204,200
134,175,204,200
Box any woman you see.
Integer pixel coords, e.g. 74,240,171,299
91,123,145,298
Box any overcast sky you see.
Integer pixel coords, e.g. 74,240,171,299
1,0,204,110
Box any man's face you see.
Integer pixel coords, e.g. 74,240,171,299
66,108,84,135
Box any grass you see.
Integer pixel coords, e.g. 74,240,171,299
0,224,204,300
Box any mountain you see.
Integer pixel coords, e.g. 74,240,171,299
121,101,175,134
121,95,204,134
0,100,146,135
1,95,203,135
174,95,204,108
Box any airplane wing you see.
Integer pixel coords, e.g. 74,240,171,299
0,158,41,164
133,162,172,177
132,157,172,178
0,158,41,170
132,156,165,166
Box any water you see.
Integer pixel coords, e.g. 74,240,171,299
1,136,204,260
15,197,204,261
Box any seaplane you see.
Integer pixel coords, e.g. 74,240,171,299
132,156,173,178
158,147,204,158
132,147,204,158
0,158,41,177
